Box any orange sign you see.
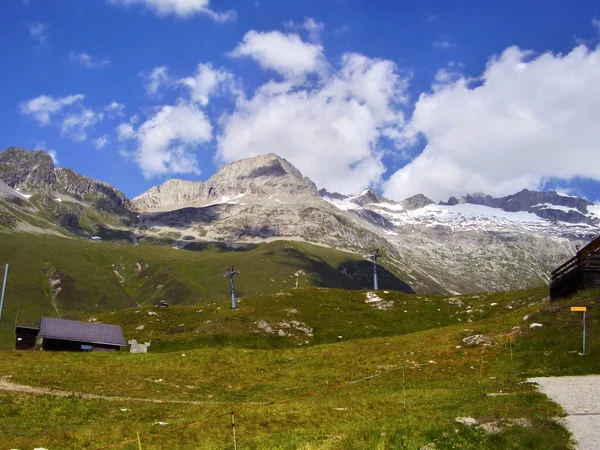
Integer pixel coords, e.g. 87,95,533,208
571,306,587,312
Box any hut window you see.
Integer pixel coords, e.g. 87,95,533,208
81,344,93,351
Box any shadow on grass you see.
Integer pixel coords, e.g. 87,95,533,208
275,247,414,293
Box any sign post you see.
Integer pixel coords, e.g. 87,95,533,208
571,306,587,355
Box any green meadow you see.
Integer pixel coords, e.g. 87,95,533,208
1,281,598,449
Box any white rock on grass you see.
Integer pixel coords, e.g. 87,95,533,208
455,417,478,426
530,323,543,328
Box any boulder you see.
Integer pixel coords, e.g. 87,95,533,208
462,334,496,347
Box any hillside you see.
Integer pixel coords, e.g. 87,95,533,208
0,234,412,348
1,286,598,449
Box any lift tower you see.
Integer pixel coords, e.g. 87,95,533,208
366,250,382,290
223,266,241,309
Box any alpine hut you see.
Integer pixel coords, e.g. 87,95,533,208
38,317,127,351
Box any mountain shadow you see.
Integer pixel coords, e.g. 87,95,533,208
275,247,414,293
337,260,415,293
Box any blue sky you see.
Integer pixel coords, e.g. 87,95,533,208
2,0,600,202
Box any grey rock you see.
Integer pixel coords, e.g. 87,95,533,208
462,334,496,347
402,194,435,210
318,188,347,201
132,153,318,210
55,168,129,208
349,189,387,207
0,147,57,190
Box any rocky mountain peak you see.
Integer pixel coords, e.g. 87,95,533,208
401,194,435,210
504,189,590,214
133,153,319,210
318,188,347,201
207,153,317,196
0,147,129,209
349,189,387,206
0,146,57,190
439,188,597,225
132,179,205,210
55,168,129,209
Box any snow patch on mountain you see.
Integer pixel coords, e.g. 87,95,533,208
588,204,600,218
207,193,246,206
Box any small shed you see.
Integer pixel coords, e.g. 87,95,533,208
39,317,127,351
15,326,39,350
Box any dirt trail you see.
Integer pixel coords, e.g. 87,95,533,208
0,376,216,405
529,375,600,450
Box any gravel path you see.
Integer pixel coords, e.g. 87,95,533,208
0,376,214,405
528,375,600,450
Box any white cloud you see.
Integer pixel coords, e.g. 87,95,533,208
69,51,110,68
303,17,324,42
384,44,600,202
121,102,213,177
333,25,350,36
21,94,105,143
593,18,600,35
117,123,136,141
433,40,452,49
432,66,464,90
105,101,125,116
108,0,235,22
61,109,104,141
19,94,84,125
95,135,110,149
179,63,236,106
229,30,325,80
218,53,408,194
28,22,47,46
284,17,324,42
47,150,59,165
144,66,170,95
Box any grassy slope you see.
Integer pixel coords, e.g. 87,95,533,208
0,233,411,348
1,287,598,449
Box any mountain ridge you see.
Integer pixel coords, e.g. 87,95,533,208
2,146,599,295
132,153,318,210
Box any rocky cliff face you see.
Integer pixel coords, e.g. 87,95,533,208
0,147,134,237
55,168,129,209
132,153,318,210
131,179,205,211
0,147,129,209
401,194,435,211
0,147,57,190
